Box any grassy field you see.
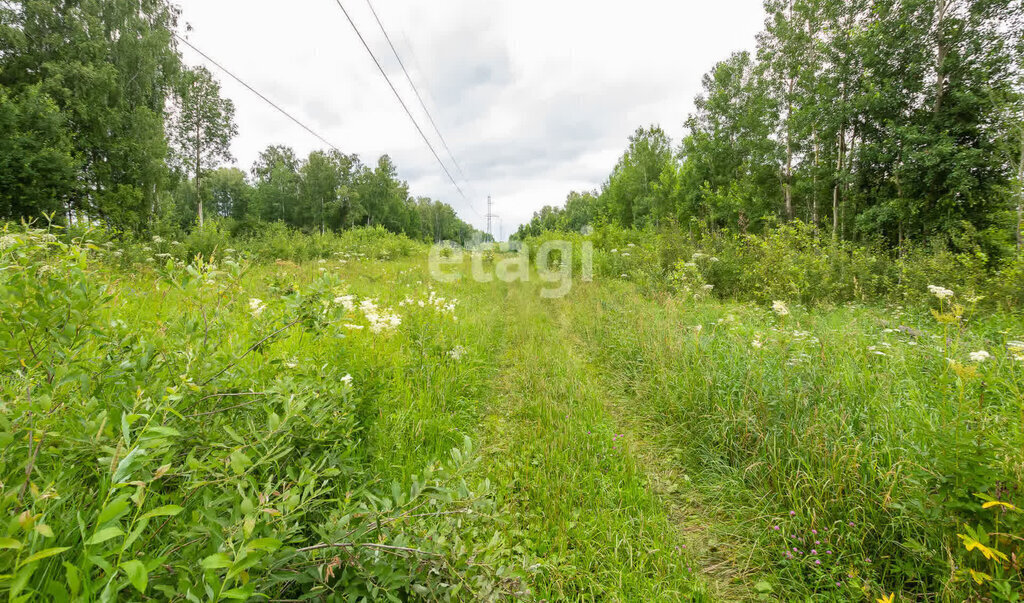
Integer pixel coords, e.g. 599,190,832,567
2,230,1023,601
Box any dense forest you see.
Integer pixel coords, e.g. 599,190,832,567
516,0,1024,258
0,0,486,244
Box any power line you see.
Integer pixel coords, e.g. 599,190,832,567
174,31,484,226
328,0,483,219
363,0,468,184
173,33,343,155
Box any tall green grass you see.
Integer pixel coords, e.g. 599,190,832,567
568,281,1024,600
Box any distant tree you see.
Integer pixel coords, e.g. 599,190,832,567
205,168,252,219
0,0,182,229
251,145,300,224
0,84,79,221
168,66,237,228
600,126,676,228
356,155,409,230
300,150,357,234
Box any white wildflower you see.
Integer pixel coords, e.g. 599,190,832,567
1007,341,1024,361
928,285,954,300
752,339,763,349
772,301,790,317
334,295,356,311
448,345,467,361
249,298,266,317
362,299,401,333
152,235,164,244
703,284,715,292
341,374,353,385
968,350,991,363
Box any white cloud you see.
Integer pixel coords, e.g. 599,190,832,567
175,0,766,237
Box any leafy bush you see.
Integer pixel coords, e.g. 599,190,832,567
0,224,518,600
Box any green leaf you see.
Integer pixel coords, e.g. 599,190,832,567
140,505,183,521
200,552,232,569
220,584,256,600
754,581,774,593
17,546,71,567
64,562,81,597
245,538,282,552
229,450,252,475
146,426,181,438
112,447,147,484
226,551,265,581
0,537,22,550
85,526,124,546
120,559,148,593
97,496,131,525
10,563,35,597
122,518,150,552
33,524,54,538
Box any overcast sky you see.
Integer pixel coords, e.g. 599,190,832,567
175,0,766,238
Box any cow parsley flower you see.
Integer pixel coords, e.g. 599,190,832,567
772,301,790,317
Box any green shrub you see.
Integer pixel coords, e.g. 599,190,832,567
0,225,516,600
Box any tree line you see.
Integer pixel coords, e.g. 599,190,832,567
517,0,1024,258
0,0,485,243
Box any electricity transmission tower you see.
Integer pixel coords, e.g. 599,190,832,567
486,195,499,240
